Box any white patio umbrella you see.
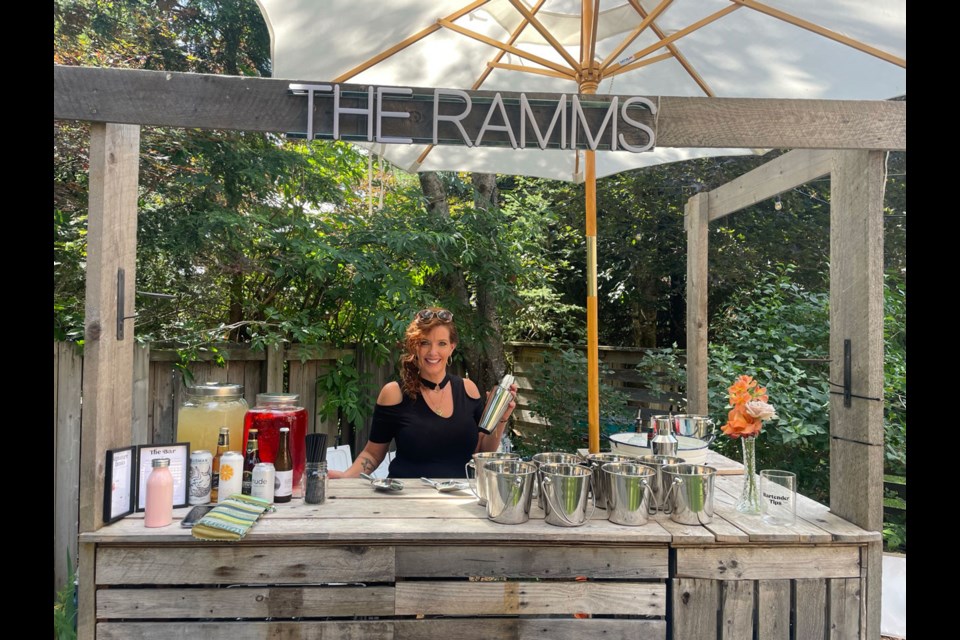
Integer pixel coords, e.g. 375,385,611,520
255,0,906,451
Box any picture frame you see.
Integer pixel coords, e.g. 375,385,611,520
136,443,190,511
104,446,136,524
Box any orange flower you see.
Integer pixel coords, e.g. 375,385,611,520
720,375,773,439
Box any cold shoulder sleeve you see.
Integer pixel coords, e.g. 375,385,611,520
368,402,406,444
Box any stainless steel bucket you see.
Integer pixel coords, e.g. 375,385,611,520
466,451,520,506
661,464,717,525
602,462,656,526
540,463,595,527
672,414,717,444
634,454,686,511
531,452,582,509
483,460,537,525
583,453,639,509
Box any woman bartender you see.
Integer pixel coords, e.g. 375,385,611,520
328,308,516,479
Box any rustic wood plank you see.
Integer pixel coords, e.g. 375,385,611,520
55,65,906,150
676,546,861,581
79,122,140,532
95,546,396,585
793,491,881,543
150,360,176,443
672,578,718,640
131,342,150,445
394,580,665,616
719,580,754,640
78,542,95,640
97,586,396,618
862,541,882,640
265,344,284,393
652,512,717,544
708,149,833,221
394,618,666,640
54,341,83,595
757,580,791,640
97,621,393,640
149,346,268,361
714,475,833,543
829,149,886,447
828,578,861,639
685,192,709,415
657,95,905,150
828,439,884,539
795,579,828,640
395,545,669,579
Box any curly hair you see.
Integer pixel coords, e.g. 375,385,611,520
399,308,459,399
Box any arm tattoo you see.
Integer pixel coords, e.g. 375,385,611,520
359,455,376,474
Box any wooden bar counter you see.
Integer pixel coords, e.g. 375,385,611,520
80,451,878,640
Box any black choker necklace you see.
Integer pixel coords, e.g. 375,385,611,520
420,374,450,391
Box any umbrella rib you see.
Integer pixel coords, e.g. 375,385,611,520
487,62,580,81
507,0,581,71
599,0,675,72
474,0,548,90
439,18,576,78
616,0,715,97
605,51,675,79
730,0,906,68
580,0,600,73
332,0,491,83
605,3,741,77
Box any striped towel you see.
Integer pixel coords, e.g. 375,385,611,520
191,494,275,541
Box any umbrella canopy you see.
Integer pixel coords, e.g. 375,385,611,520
256,0,905,451
257,0,905,181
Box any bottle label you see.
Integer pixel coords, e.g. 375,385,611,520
275,470,293,497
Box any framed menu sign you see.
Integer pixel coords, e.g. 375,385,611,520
104,446,136,523
135,443,189,511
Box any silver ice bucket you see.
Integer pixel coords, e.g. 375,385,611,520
661,463,717,525
540,463,595,527
483,460,537,525
602,462,656,526
466,451,520,506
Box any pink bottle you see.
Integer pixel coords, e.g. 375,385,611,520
144,458,174,527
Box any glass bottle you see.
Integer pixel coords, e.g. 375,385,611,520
210,427,230,502
242,429,260,495
144,458,174,528
243,393,308,497
274,427,293,503
177,382,247,456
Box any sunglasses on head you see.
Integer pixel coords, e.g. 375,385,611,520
417,309,453,323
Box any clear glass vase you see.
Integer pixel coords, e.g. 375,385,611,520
735,436,762,514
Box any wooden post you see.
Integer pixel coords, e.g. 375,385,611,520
685,192,709,414
131,342,150,445
79,123,140,534
829,149,886,640
54,341,83,596
265,343,284,392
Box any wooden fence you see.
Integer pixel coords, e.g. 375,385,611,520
53,340,680,594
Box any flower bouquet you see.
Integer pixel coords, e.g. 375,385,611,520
721,375,778,514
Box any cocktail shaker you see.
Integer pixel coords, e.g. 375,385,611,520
477,374,515,434
651,416,678,457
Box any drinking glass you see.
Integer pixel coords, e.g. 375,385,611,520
760,469,796,526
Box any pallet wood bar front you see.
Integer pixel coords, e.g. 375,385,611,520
82,457,875,640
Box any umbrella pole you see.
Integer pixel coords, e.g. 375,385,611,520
585,149,600,454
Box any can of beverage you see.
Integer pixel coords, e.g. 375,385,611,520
188,450,213,505
217,451,244,502
251,462,276,503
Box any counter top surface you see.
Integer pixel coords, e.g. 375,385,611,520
81,450,879,545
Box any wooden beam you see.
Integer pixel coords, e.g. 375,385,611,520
54,66,907,151
54,341,83,596
79,123,140,533
708,149,833,220
685,192,709,414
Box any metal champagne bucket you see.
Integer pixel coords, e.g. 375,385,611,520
466,451,520,506
661,464,718,525
531,452,582,509
602,462,657,526
634,454,686,511
582,453,636,510
672,414,717,443
539,463,595,527
483,460,537,525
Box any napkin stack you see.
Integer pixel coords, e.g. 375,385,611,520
191,493,274,541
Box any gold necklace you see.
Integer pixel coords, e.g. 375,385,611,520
422,385,447,416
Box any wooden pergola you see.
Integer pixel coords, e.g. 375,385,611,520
54,63,905,639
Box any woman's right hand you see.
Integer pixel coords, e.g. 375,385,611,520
327,469,346,479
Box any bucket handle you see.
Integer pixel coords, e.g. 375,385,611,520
661,476,683,515
465,461,482,501
487,475,525,521
542,474,596,527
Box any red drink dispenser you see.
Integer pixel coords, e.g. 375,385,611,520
243,393,308,496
